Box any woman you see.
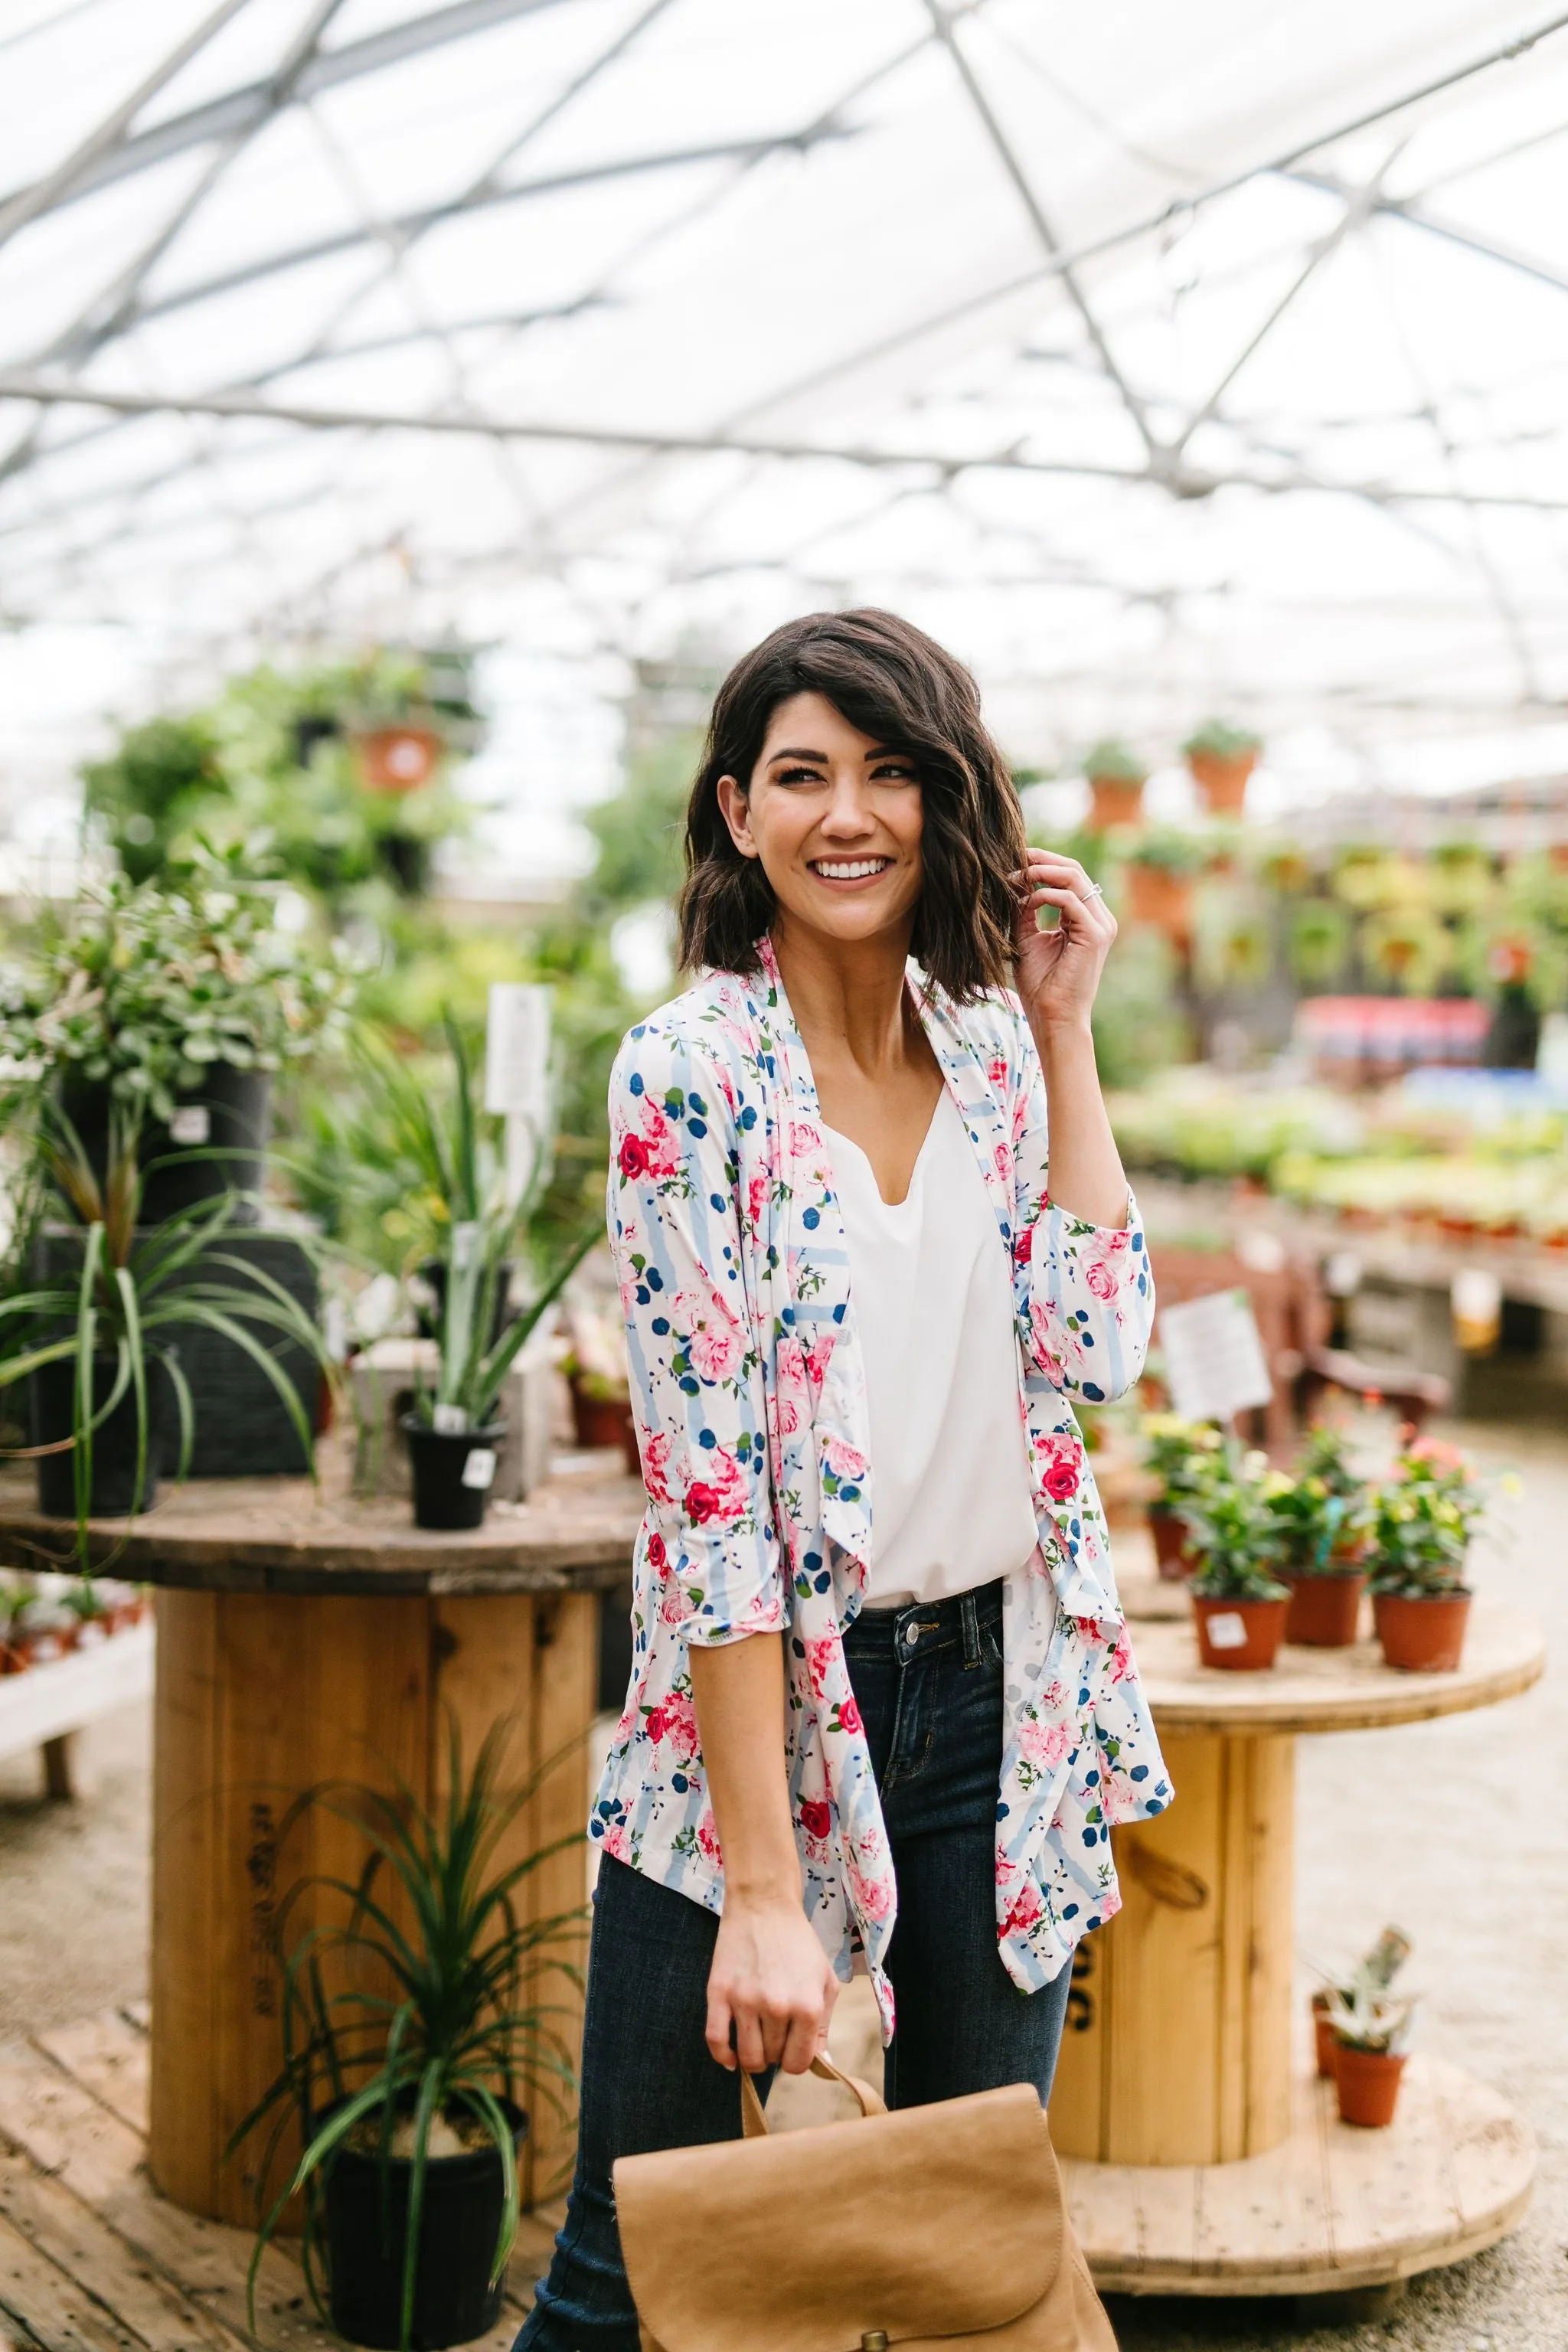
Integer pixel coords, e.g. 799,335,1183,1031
520,609,1171,2350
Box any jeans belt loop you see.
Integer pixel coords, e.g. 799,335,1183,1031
960,1588,981,1668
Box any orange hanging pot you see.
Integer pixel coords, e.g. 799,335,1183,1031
1186,746,1257,815
352,724,443,793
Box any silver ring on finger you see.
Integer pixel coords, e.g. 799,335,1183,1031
1082,881,1104,901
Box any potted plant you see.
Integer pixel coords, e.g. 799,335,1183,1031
1308,1925,1410,2079
1081,740,1146,832
1182,720,1261,816
1328,1975,1416,2128
0,1106,330,1560
1139,1413,1222,1578
0,858,355,1224
1178,1440,1292,1668
560,1302,636,1465
1122,829,1206,939
345,649,475,796
1266,1426,1370,1647
397,1027,597,1531
229,1718,583,2352
1367,1436,1488,1671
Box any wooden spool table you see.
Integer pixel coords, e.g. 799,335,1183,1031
1049,1583,1545,2298
0,1449,640,2230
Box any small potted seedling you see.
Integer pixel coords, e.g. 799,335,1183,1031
1308,1926,1410,2079
1267,1426,1370,1647
1082,740,1146,833
1182,719,1261,815
1368,1436,1488,1671
1328,1967,1416,2129
1179,1440,1291,1668
1121,828,1207,939
1140,1413,1222,1579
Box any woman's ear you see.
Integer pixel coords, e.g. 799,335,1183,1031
716,775,761,861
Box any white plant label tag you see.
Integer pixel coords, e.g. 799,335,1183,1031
169,1104,211,1144
1158,1289,1273,1423
462,1447,498,1490
1205,1611,1248,1651
433,1403,468,1435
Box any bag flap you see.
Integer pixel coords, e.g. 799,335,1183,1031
614,2083,1063,2352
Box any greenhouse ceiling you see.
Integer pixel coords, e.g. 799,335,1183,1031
2,0,1568,807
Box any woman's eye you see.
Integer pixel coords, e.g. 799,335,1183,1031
775,766,825,786
874,763,918,782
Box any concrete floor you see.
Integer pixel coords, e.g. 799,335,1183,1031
1,1420,1563,2347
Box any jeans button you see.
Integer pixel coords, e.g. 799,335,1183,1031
903,1623,919,1648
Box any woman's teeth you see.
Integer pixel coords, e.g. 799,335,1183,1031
812,858,890,880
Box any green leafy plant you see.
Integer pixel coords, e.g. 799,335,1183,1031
81,715,224,884
1141,1413,1223,1511
0,1107,331,1566
1288,898,1351,988
228,1716,585,2350
0,859,355,1124
1181,719,1261,761
1178,1439,1291,1601
1367,1436,1488,1598
1124,827,1208,875
1325,1927,1416,2056
1266,1427,1370,1573
1082,737,1145,783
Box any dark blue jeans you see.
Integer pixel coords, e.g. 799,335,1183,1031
516,1582,1073,2350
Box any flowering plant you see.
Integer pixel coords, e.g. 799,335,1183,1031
1265,1426,1370,1573
0,858,354,1121
1367,1436,1488,1598
1178,1439,1290,1602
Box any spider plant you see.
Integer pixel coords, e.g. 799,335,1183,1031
228,1714,586,2350
0,1102,330,1565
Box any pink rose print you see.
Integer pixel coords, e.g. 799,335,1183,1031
845,1859,892,1922
684,1446,749,1527
804,1635,837,1698
799,1796,831,1843
1000,1879,1044,1939
697,1810,723,1864
646,1529,669,1575
675,1286,744,1383
638,1100,683,1179
659,1588,685,1627
789,1119,825,1161
837,1694,862,1735
1044,1458,1077,1503
641,1435,675,1506
822,1435,867,1481
1083,1255,1119,1302
988,1057,1008,1088
746,1173,770,1230
1017,1717,1069,1771
618,1133,649,1181
1034,1430,1084,1505
993,1141,1013,1184
776,1335,810,1400
805,1335,835,1390
1109,1636,1133,1685
602,1821,632,1864
1013,1226,1034,1266
645,1689,700,1763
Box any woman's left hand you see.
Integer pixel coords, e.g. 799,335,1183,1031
1011,849,1118,1037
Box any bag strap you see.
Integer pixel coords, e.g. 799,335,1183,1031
740,2055,887,2139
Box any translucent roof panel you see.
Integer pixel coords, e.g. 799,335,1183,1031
2,0,1567,838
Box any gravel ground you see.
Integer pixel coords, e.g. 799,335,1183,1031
0,1422,1562,2347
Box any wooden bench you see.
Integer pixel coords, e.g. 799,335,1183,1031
0,1620,153,1798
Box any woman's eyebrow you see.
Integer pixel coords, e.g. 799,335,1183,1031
764,744,898,763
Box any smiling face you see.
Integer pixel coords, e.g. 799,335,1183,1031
714,691,925,954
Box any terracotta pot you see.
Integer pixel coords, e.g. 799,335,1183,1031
1186,746,1257,815
351,725,443,793
571,1383,635,1460
1126,863,1194,939
1148,1504,1190,1579
1282,1569,1365,1648
1311,1993,1338,2081
1334,2043,1406,2128
1191,1592,1289,1671
1086,776,1143,831
1374,1590,1471,1672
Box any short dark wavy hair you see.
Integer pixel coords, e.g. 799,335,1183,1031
677,609,1027,1004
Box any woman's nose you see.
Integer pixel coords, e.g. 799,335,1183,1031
817,777,875,835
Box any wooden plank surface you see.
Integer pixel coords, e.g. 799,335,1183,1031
1063,2053,1535,2296
0,1449,637,1594
0,1632,153,1766
1129,1599,1543,1733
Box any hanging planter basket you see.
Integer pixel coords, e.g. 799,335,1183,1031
1125,863,1194,938
1185,746,1257,815
352,725,444,794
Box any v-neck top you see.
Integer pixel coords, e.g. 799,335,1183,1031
823,1086,1040,1608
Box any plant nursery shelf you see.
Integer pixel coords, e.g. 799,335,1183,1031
1048,1590,1544,2298
0,1447,639,2233
0,2004,564,2351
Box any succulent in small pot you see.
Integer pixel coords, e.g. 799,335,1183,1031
1266,1427,1371,1648
1328,1967,1416,2130
1140,1413,1223,1579
1182,719,1261,815
1122,829,1207,938
227,1719,583,2352
1367,1436,1488,1671
1309,1926,1410,2082
1082,739,1146,832
1178,1440,1291,1669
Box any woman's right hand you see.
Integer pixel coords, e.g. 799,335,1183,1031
705,1892,839,2076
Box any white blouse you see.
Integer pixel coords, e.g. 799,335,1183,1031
824,1087,1040,1609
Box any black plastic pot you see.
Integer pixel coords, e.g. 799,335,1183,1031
60,1065,273,1224
401,1416,506,1530
31,1353,169,1519
322,2100,528,2350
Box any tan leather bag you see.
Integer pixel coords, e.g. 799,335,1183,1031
612,2056,1116,2352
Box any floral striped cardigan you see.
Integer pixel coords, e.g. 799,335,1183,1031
591,936,1172,2034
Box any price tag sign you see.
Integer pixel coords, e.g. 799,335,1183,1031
1158,1289,1274,1425
485,983,552,1120
462,1447,498,1491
